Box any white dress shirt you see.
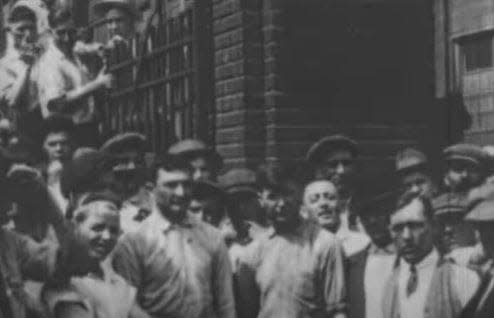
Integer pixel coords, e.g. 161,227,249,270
364,244,396,318
398,249,479,318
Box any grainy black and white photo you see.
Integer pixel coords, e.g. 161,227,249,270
0,0,492,317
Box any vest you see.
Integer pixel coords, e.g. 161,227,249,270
382,257,463,318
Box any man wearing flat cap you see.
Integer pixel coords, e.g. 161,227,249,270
38,115,76,214
306,134,360,233
347,190,397,318
188,179,225,226
168,138,223,182
462,199,494,318
219,168,270,258
432,192,480,267
100,132,152,232
443,143,489,194
395,147,437,199
94,0,138,42
219,167,271,318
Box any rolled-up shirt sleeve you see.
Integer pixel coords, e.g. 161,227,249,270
320,239,347,315
212,239,236,318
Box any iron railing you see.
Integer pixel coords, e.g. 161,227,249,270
95,0,214,153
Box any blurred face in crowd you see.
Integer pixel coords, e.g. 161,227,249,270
74,201,120,262
390,198,435,264
218,213,237,246
264,184,301,232
400,170,436,199
315,149,356,197
188,196,224,225
10,16,38,54
154,168,192,222
476,222,494,259
106,8,133,39
190,156,213,182
360,211,392,248
53,20,77,56
226,192,267,242
436,213,476,253
303,180,340,233
444,159,484,192
43,131,72,163
188,199,205,223
111,150,145,198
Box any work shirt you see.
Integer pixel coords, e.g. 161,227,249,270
0,227,58,318
242,221,346,318
0,50,37,121
112,207,236,318
43,259,137,318
398,249,479,318
34,43,96,124
364,244,396,318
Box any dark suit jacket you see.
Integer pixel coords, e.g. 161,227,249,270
461,272,494,318
346,246,370,318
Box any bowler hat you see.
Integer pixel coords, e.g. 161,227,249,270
219,168,258,194
465,199,494,222
432,193,468,217
396,148,428,173
100,132,146,154
306,134,358,164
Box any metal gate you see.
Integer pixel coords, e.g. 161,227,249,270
96,0,214,153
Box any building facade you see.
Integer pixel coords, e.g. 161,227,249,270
435,0,494,145
1,0,452,177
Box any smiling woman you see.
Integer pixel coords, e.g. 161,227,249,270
41,191,149,318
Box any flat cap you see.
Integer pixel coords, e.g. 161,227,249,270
432,193,468,217
168,139,223,169
356,190,398,217
100,132,146,154
93,0,138,17
219,168,258,194
465,199,494,222
396,148,428,172
192,180,224,200
306,134,358,163
443,143,489,167
61,150,114,197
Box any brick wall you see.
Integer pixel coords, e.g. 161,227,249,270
213,0,437,173
213,0,265,168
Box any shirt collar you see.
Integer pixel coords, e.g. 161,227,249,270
151,202,194,234
401,248,439,270
368,243,396,255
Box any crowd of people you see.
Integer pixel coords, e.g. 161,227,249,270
1,1,494,318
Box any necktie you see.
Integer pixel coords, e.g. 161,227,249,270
406,264,418,297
